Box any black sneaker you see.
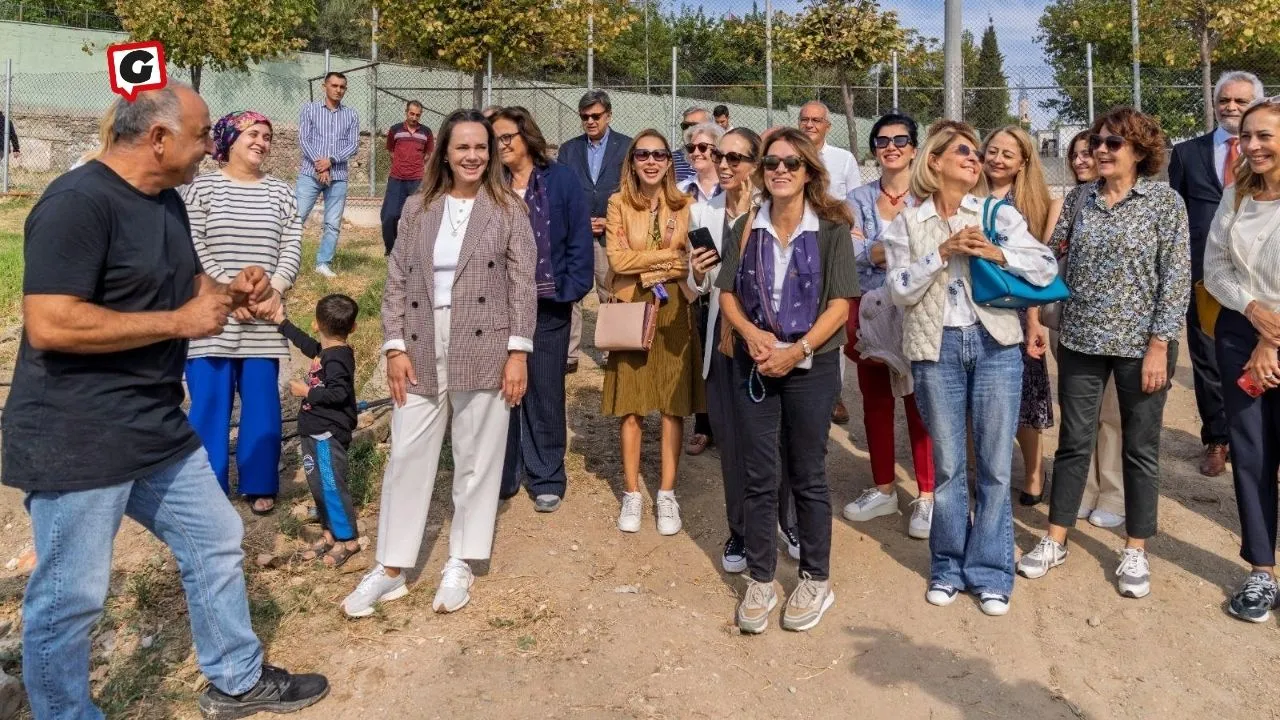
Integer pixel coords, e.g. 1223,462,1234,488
722,534,747,574
199,664,329,719
1228,571,1278,624
780,525,801,561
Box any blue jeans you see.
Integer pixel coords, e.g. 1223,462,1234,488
23,448,263,719
185,357,282,497
912,325,1022,596
296,173,348,267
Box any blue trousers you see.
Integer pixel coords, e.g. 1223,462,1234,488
185,357,282,497
502,300,572,498
296,174,348,267
380,177,421,255
23,448,263,719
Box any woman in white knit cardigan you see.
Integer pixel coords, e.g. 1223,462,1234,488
882,120,1058,617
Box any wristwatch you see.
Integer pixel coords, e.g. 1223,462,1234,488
800,339,813,358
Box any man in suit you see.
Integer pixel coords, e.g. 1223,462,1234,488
560,90,633,373
1169,70,1263,477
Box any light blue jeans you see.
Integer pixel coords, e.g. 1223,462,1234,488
296,173,349,267
22,448,263,719
911,325,1022,596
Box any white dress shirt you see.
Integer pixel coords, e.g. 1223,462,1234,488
752,201,822,312
1204,186,1280,313
882,194,1060,328
819,143,859,200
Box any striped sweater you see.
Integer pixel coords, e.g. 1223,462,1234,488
182,172,303,359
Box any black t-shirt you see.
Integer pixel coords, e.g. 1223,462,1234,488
2,161,203,492
279,320,358,445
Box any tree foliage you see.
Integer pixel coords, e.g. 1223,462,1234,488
968,21,1013,136
302,0,371,58
113,0,314,92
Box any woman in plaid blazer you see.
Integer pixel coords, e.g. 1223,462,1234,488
341,109,538,619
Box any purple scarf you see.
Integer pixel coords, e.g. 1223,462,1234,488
525,166,556,298
735,227,823,342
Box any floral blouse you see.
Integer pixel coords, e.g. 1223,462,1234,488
1051,178,1191,358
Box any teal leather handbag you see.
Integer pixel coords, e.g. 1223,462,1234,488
968,197,1070,309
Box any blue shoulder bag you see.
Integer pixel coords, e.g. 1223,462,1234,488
968,197,1070,309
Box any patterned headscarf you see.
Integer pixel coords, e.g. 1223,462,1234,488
212,110,272,163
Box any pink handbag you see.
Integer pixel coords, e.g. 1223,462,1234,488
594,296,657,352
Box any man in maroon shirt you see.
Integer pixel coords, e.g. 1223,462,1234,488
380,100,434,254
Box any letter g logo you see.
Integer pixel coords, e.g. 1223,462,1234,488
107,41,168,101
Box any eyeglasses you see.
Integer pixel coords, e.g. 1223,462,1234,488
632,149,671,162
873,135,912,149
761,154,804,172
496,133,518,148
798,116,827,126
684,142,715,156
579,111,607,122
1087,134,1127,152
712,149,755,166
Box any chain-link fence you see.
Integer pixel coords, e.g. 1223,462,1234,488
4,0,1280,197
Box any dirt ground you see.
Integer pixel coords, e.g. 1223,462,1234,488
0,217,1274,720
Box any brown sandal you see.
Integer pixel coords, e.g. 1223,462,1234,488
685,433,710,456
322,542,360,568
293,539,332,563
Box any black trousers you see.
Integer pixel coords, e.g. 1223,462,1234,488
501,300,572,499
1049,342,1177,539
733,346,838,582
1216,309,1280,567
301,435,358,542
692,297,713,438
1188,293,1230,445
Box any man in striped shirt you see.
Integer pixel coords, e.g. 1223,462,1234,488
380,100,433,254
296,72,360,278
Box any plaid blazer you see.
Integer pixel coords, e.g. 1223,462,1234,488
383,188,537,396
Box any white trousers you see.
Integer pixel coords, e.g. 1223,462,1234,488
376,308,511,568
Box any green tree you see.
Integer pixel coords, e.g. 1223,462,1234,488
782,0,904,150
882,29,977,131
302,0,371,58
112,0,314,92
967,19,1012,136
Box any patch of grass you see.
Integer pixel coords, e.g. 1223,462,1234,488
348,437,386,509
489,617,515,629
278,511,303,539
97,637,186,719
127,572,159,614
516,635,537,651
0,230,22,319
249,594,285,630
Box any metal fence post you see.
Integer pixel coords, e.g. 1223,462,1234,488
765,0,773,128
370,7,378,198
325,50,331,75
3,59,10,195
671,47,678,144
1130,0,1141,110
892,50,899,111
587,10,595,91
1086,42,1095,123
944,0,963,121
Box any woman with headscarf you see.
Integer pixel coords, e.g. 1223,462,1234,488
182,111,302,515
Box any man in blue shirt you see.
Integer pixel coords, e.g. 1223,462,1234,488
297,72,360,278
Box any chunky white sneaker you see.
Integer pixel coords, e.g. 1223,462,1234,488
342,565,408,618
1116,548,1151,599
655,494,682,536
925,582,959,606
618,492,643,533
781,573,835,632
843,488,899,522
908,498,933,539
432,558,474,613
1089,509,1125,528
737,579,779,634
315,264,337,279
1017,536,1068,579
978,592,1011,616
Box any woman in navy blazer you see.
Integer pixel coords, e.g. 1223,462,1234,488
493,106,595,510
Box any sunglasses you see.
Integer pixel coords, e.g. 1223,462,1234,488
632,149,671,162
712,149,755,166
579,111,607,122
496,133,518,147
761,154,804,172
684,142,716,156
874,135,912,149
1088,134,1127,152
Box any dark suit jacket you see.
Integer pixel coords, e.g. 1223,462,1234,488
558,129,632,245
534,161,596,304
1169,132,1220,282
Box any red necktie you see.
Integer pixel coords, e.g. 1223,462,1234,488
1225,137,1240,187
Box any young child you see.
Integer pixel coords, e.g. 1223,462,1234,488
276,294,361,567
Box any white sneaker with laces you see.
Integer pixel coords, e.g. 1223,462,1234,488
315,264,337,279
433,558,475,613
925,583,959,606
1017,536,1068,579
979,592,1010,616
908,498,933,539
342,564,408,618
1116,548,1151,598
843,488,899,522
618,492,643,533
1089,509,1125,528
655,494,682,536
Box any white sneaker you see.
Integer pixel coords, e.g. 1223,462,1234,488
655,494,682,536
843,488,899,522
925,583,959,606
618,492,643,533
1116,548,1151,599
1077,505,1094,520
432,558,474,613
908,498,933,539
979,592,1011,616
1017,536,1068,579
342,564,408,618
315,264,337,278
1089,509,1125,528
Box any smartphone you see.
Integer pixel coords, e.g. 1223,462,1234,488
1239,371,1266,399
688,227,721,266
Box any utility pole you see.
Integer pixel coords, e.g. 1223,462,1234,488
943,0,963,120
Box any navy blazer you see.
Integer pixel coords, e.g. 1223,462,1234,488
1168,132,1220,282
533,161,596,304
558,130,632,245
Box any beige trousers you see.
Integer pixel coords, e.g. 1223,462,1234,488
376,308,511,568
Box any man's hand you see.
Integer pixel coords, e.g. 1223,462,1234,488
289,379,310,398
173,292,234,339
314,157,332,173
229,266,271,308
591,217,607,236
